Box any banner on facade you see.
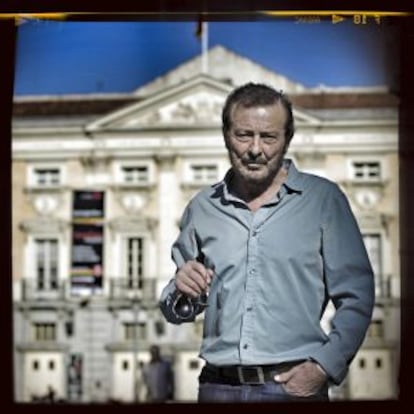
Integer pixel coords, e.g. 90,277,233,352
70,191,104,294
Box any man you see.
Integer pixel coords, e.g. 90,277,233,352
142,344,174,403
159,83,375,402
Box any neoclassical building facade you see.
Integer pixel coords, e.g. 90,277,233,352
12,46,400,402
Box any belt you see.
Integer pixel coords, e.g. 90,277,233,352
200,361,303,385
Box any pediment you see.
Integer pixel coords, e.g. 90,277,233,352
133,45,308,96
86,75,233,132
86,73,320,133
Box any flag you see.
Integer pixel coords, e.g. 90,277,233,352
195,15,204,39
195,16,209,73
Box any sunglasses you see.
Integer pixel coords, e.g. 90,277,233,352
172,292,209,320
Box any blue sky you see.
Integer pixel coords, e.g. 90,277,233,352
13,19,396,95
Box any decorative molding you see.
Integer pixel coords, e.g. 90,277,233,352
107,216,158,235
19,217,69,234
80,152,112,171
111,184,155,214
24,185,67,195
33,195,60,216
340,179,388,211
15,342,70,352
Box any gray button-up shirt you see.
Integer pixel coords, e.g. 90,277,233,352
160,159,375,385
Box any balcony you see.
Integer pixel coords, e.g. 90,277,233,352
108,278,157,307
20,279,68,302
375,274,400,306
17,277,157,305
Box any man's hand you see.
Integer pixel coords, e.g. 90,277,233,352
274,361,328,397
175,260,214,298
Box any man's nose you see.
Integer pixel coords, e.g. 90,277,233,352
248,135,262,156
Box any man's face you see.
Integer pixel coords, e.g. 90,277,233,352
225,103,288,185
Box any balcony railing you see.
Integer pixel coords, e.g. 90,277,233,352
21,279,67,301
108,278,157,303
375,274,399,302
18,277,157,304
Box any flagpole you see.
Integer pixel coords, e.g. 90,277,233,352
201,21,208,74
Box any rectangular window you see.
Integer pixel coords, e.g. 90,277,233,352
123,322,147,341
34,168,61,186
367,320,384,339
35,239,58,290
126,237,144,289
189,360,200,370
190,164,218,183
363,233,383,297
122,166,149,184
33,323,56,341
352,161,381,181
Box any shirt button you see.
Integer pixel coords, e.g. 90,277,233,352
249,269,255,274
243,344,248,349
246,307,253,312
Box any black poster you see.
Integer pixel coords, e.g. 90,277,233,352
70,191,104,293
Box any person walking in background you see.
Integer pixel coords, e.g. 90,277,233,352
143,344,174,403
159,82,375,402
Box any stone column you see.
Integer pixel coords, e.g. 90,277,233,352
155,142,178,295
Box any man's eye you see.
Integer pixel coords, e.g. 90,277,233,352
234,131,252,141
261,135,278,143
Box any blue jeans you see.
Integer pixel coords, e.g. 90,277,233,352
198,381,330,403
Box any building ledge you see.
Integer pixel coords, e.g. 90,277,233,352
15,342,70,352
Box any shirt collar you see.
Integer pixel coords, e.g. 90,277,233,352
283,158,304,194
217,158,304,201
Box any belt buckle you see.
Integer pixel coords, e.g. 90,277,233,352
237,366,265,385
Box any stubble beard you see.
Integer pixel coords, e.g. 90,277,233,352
230,152,286,196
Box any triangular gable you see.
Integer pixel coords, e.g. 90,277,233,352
86,74,233,132
133,45,308,97
85,73,320,133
